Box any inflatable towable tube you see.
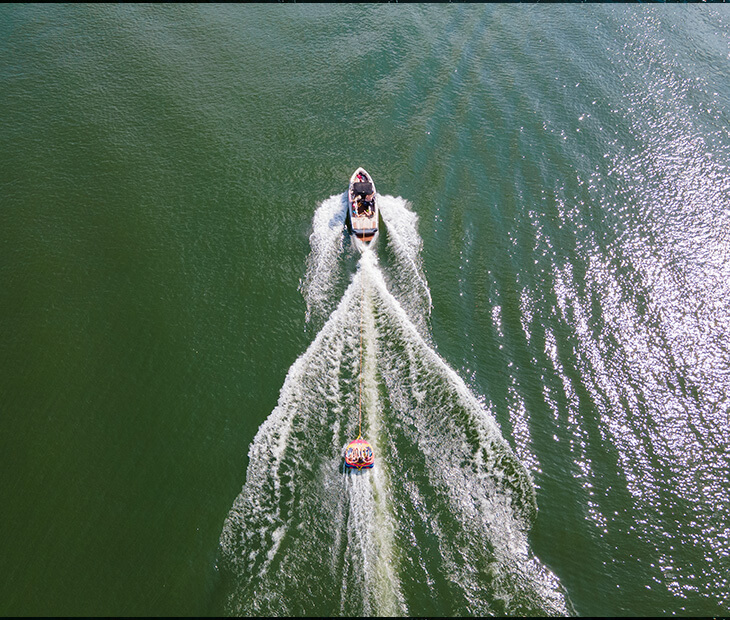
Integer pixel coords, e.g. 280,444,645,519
344,437,374,469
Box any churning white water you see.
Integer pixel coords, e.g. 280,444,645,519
219,194,570,616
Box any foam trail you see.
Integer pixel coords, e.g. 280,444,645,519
377,195,433,337
351,281,405,615
299,193,349,324
220,198,570,616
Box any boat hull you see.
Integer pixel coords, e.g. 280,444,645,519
347,167,378,245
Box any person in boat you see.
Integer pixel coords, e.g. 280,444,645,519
365,192,375,216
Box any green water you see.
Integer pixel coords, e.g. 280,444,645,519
2,4,730,616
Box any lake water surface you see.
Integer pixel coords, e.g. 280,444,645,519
2,4,730,616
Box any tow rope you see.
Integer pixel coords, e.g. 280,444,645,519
358,275,364,439
344,270,375,470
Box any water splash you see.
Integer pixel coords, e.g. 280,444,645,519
299,193,350,325
378,195,433,337
219,196,569,616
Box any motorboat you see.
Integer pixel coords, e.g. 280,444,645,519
347,168,378,244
